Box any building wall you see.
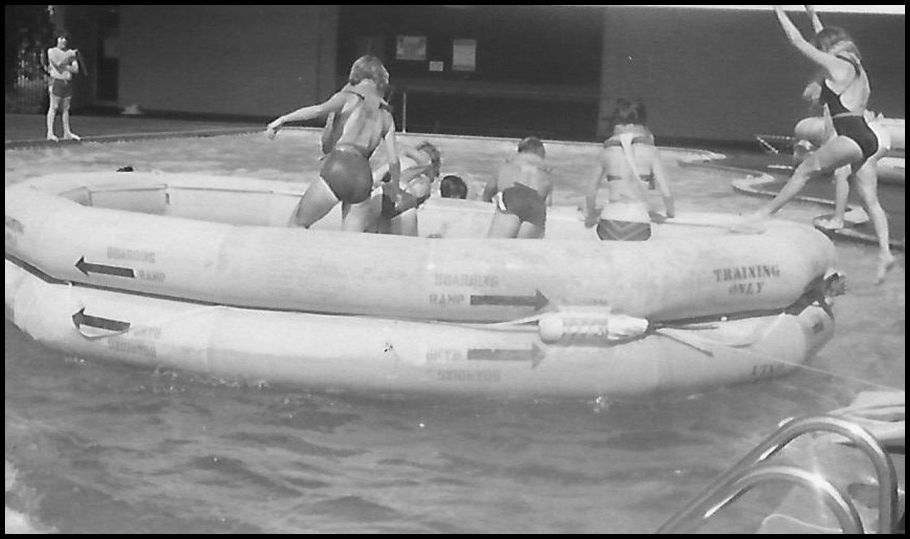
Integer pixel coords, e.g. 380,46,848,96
598,7,906,143
65,6,904,143
336,5,603,139
117,5,337,117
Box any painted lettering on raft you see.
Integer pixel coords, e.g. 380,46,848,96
712,265,780,282
136,269,166,282
107,246,156,263
132,327,162,339
436,369,501,383
434,273,500,288
428,293,465,306
107,338,157,359
426,349,465,363
728,282,764,295
751,363,776,379
713,264,780,296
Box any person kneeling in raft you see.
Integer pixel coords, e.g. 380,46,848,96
482,136,554,239
584,98,675,241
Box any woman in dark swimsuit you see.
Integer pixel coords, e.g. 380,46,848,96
753,6,894,284
266,55,403,232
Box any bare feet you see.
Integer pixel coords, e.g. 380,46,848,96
875,253,896,286
46,134,59,142
815,217,845,231
63,133,81,141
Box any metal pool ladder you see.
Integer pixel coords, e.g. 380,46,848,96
656,415,900,534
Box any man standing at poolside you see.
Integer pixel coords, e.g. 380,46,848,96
46,34,81,141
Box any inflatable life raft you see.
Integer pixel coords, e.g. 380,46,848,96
4,171,842,396
5,259,834,397
6,172,838,323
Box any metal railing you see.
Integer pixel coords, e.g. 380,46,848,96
657,415,899,534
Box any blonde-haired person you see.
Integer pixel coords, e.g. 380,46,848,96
752,6,894,284
266,55,403,232
372,140,442,236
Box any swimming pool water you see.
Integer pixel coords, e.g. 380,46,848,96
5,130,904,533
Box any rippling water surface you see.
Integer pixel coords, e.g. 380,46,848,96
5,131,904,533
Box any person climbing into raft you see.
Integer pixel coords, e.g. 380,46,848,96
584,98,675,241
265,55,405,232
371,140,442,236
750,6,895,285
482,136,553,239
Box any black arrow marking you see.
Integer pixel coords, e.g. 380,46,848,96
470,289,548,310
75,256,135,278
71,308,131,332
467,343,545,368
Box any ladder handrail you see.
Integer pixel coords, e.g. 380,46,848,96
662,463,864,534
657,414,898,534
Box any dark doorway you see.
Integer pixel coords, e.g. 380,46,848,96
95,7,119,102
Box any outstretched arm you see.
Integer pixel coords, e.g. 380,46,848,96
805,5,824,34
649,150,675,218
584,156,607,226
381,122,402,198
481,171,499,203
266,92,348,139
773,6,849,80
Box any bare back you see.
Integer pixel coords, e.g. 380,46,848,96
600,143,656,203
496,153,551,197
329,85,394,155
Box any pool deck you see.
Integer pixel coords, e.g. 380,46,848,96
4,112,263,149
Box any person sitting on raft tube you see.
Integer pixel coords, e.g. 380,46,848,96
750,6,895,285
265,55,404,232
481,136,553,239
372,141,442,236
584,98,675,241
440,174,468,199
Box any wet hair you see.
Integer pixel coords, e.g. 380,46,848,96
811,26,862,61
440,175,468,199
517,136,546,159
611,98,647,127
416,141,442,178
349,55,390,94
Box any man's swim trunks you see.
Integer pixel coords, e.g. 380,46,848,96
50,79,73,98
497,183,546,227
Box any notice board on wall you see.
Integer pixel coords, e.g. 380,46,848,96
396,35,427,61
452,38,476,71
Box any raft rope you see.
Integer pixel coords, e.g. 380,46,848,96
469,300,902,393
37,260,901,394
